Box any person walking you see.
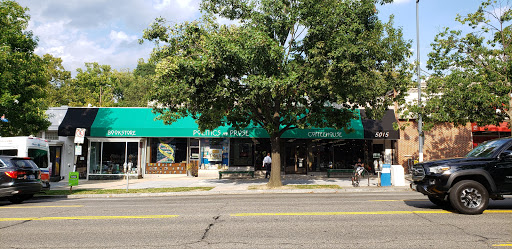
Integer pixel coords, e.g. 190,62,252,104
263,153,272,178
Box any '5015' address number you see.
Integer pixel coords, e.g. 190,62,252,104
374,132,389,138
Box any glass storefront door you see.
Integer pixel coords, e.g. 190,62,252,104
284,140,307,174
49,146,62,181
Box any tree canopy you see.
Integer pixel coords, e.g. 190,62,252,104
42,60,152,108
418,0,512,129
0,0,50,136
142,0,412,186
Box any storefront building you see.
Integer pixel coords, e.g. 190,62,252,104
471,122,511,147
56,107,399,180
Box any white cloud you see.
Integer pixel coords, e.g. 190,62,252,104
109,31,138,44
216,16,240,26
392,0,411,4
17,0,203,76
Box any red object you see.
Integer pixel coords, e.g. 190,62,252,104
5,171,21,179
40,172,49,181
471,122,511,132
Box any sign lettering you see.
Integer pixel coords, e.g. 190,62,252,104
307,132,343,138
107,130,137,136
68,172,79,186
191,129,251,137
374,132,389,138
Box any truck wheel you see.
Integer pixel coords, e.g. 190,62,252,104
449,180,489,215
428,195,450,207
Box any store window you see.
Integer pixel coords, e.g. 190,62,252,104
146,138,188,174
149,138,187,164
89,141,139,175
230,139,253,166
201,138,228,169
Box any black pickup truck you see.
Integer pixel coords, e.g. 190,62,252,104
411,137,512,214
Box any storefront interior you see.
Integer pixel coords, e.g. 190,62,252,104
88,138,142,180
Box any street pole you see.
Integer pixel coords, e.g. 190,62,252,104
416,0,424,162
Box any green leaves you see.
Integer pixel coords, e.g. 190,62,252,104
142,0,411,186
0,0,50,136
422,0,512,128
144,0,411,135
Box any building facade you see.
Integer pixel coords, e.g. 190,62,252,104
43,107,400,180
397,120,473,172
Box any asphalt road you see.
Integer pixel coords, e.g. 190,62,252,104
0,192,511,248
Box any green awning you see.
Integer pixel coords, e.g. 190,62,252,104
90,108,364,139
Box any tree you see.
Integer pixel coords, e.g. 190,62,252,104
418,0,512,129
133,58,156,78
115,59,155,107
141,0,412,187
41,54,72,107
72,62,120,107
0,0,50,136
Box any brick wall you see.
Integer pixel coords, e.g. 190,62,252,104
397,121,473,171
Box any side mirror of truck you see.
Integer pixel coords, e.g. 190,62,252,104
499,150,512,161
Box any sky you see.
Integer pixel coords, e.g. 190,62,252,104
16,0,486,77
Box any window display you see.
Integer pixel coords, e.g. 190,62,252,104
89,141,139,175
230,139,253,166
147,138,187,174
150,138,187,164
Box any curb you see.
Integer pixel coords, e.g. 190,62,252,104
35,187,413,199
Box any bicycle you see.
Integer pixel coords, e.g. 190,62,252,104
351,166,365,187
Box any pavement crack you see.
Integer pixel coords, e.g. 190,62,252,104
201,215,220,240
412,211,436,223
445,222,493,243
413,211,493,244
0,219,32,230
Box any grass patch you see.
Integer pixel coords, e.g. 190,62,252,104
248,184,341,190
37,187,214,196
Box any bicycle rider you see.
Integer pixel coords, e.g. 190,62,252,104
352,158,365,186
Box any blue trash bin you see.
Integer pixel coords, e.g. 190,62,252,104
381,164,391,186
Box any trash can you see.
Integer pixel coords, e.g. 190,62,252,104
391,165,405,186
381,164,391,186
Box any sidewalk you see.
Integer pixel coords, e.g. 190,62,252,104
46,171,413,198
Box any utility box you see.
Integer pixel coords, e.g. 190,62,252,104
391,165,406,186
381,164,391,186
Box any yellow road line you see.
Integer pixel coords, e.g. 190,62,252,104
0,205,83,209
485,210,512,213
231,211,453,216
0,215,178,221
492,243,512,247
232,210,512,216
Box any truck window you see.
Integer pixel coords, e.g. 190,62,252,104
0,149,18,156
465,139,509,158
28,148,49,169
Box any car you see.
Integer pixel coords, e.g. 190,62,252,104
0,156,43,204
411,137,512,215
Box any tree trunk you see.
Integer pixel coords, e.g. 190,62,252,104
267,134,283,187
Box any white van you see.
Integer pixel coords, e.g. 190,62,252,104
0,136,51,190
